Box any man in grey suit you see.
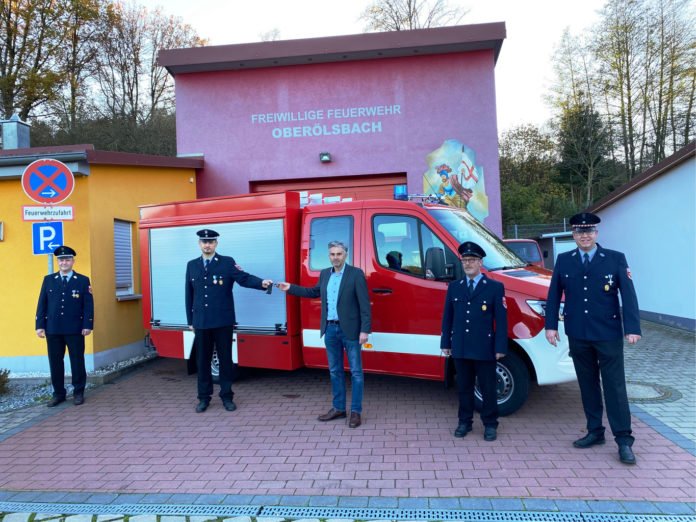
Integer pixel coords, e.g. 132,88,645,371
278,240,371,428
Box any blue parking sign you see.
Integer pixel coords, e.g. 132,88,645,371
33,222,64,255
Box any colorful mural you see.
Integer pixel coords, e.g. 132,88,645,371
423,139,489,222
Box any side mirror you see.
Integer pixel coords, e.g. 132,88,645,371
543,250,549,259
425,247,453,281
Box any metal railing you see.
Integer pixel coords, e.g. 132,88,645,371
505,220,570,239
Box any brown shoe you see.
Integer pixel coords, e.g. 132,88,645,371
348,412,362,428
317,408,346,422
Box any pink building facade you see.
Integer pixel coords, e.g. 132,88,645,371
160,23,506,233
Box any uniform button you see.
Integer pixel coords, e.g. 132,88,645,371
584,298,588,302
465,329,469,332
585,310,588,313
584,287,587,290
584,276,587,279
466,320,470,323
466,311,470,314
205,295,208,297
205,304,208,307
467,302,471,305
204,286,208,289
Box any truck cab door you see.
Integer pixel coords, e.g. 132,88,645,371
363,210,460,380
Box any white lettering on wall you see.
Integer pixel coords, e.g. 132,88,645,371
250,104,400,139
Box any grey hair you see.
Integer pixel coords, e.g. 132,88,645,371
328,240,348,253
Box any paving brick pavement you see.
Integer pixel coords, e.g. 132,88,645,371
0,320,694,505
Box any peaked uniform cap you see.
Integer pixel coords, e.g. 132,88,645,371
197,229,220,239
569,212,601,228
53,245,76,258
457,241,486,258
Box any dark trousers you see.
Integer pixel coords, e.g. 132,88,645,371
46,333,86,399
569,337,633,446
195,325,234,402
454,357,498,427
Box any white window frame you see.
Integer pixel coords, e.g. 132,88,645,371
114,219,135,297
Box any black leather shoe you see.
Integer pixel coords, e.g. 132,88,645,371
73,394,84,406
618,445,636,465
222,399,237,412
195,400,210,413
47,397,65,407
454,424,472,438
484,426,497,441
317,408,347,422
573,432,606,448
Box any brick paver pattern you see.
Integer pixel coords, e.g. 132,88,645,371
0,321,693,502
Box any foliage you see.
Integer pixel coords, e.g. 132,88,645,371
0,0,204,155
499,125,578,228
360,0,466,31
0,368,9,395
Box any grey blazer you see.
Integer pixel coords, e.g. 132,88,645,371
288,264,371,340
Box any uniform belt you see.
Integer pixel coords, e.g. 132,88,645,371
326,320,340,324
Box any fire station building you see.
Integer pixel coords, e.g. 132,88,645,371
159,22,506,234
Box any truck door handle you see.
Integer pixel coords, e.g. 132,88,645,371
372,288,393,294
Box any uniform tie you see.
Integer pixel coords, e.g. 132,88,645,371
468,278,475,297
583,253,590,270
62,276,68,286
204,259,210,271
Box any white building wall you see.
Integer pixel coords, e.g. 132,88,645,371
596,156,695,329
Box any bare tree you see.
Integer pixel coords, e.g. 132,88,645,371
360,0,466,31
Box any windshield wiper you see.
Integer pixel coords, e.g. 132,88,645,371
488,265,526,272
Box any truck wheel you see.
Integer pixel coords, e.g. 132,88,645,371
211,349,220,384
474,351,529,416
211,350,244,384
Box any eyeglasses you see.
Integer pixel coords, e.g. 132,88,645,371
572,229,597,236
460,258,481,264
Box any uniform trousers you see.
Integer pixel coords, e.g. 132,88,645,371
454,357,498,427
195,325,235,402
569,337,634,446
46,333,86,399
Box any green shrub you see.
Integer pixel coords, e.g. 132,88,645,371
0,368,9,395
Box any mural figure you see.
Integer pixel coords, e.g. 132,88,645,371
424,140,489,222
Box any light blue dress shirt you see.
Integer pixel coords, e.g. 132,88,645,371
326,266,345,321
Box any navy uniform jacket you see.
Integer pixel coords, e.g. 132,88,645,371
185,254,264,330
545,245,641,341
35,272,94,334
287,264,371,340
440,274,508,360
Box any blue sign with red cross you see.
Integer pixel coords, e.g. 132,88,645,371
21,158,75,204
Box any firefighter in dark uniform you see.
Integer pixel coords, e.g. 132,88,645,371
185,229,273,413
545,212,641,465
35,245,94,407
441,241,508,441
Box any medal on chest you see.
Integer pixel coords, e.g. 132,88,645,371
604,274,614,292
482,301,487,311
72,289,79,298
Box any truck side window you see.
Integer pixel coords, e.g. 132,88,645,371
420,222,459,280
373,215,423,275
309,216,353,271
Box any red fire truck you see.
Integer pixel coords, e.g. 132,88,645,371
139,191,573,415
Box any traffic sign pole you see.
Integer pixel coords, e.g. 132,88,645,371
48,253,53,275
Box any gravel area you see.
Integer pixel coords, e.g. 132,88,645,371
0,349,156,413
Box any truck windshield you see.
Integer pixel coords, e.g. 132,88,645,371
427,207,526,270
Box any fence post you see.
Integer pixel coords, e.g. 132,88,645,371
514,224,518,239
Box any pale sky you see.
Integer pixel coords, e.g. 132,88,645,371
140,0,606,134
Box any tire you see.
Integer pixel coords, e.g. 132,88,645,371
211,349,220,384
474,351,530,416
211,350,245,384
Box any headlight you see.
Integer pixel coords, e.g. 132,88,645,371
526,300,564,321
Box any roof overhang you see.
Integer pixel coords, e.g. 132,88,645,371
158,22,506,75
0,144,204,180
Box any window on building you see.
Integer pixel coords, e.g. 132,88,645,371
114,219,134,296
309,216,353,271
